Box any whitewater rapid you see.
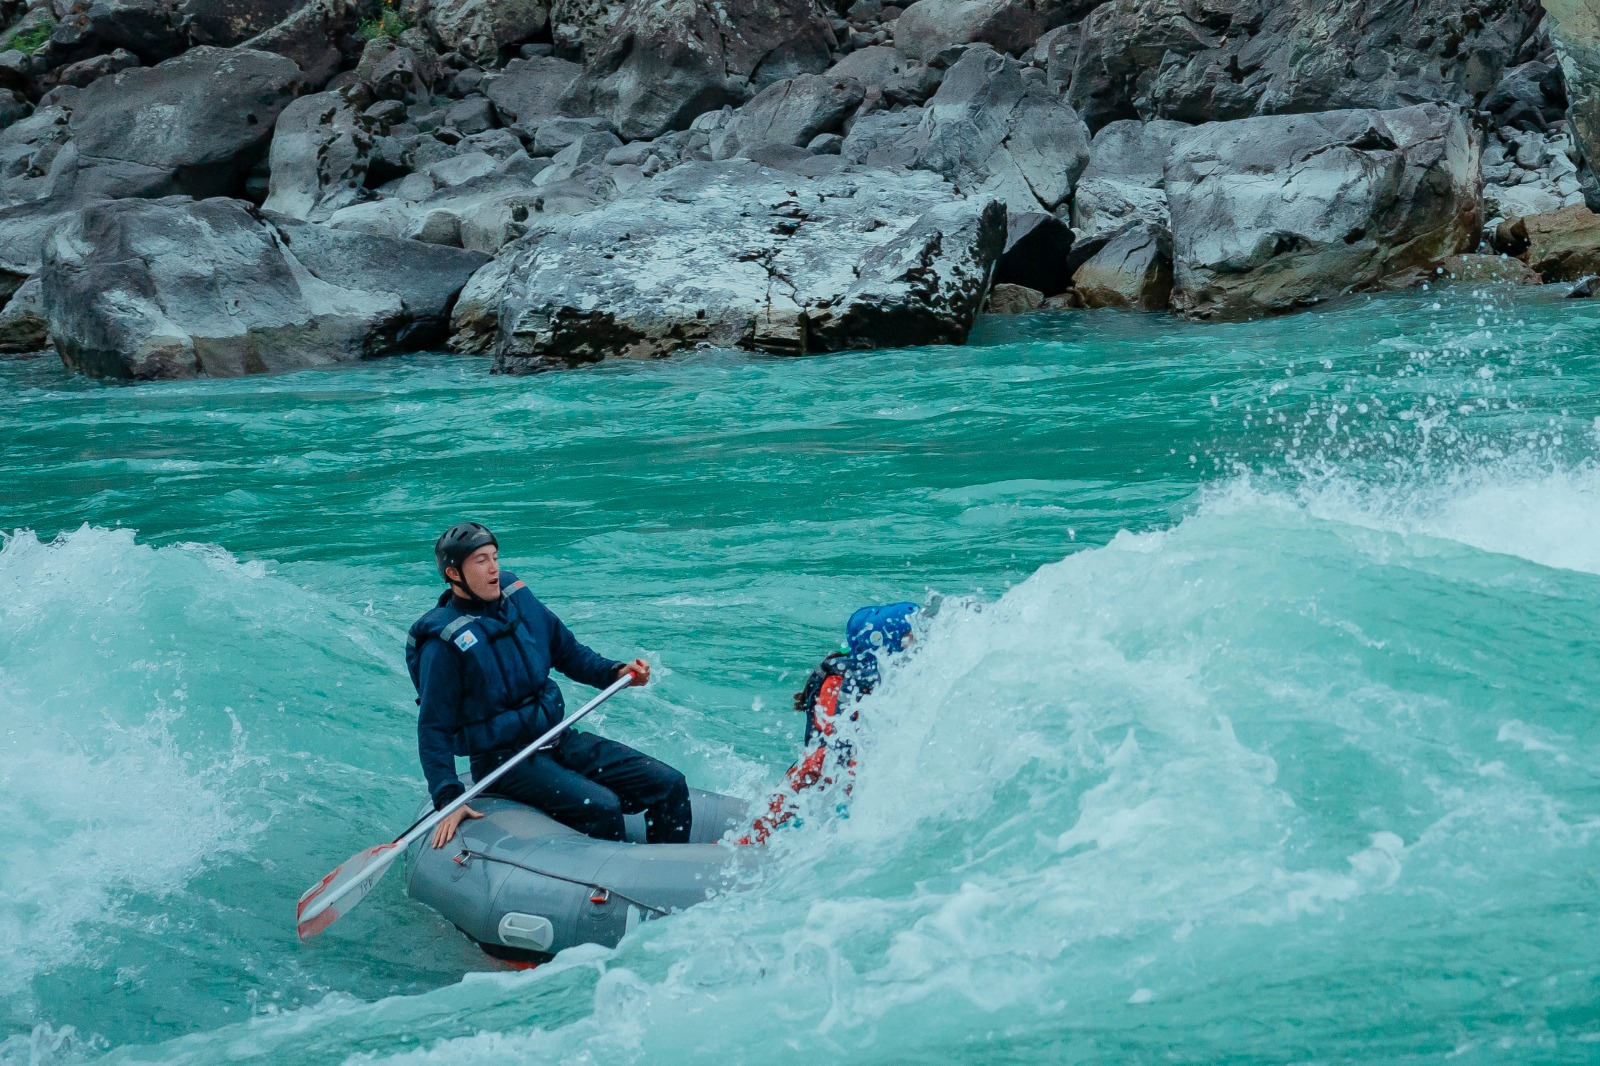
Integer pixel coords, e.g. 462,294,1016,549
3,285,1599,1063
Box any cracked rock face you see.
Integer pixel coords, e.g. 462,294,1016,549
41,196,487,379
1066,0,1543,132
1167,104,1482,320
449,159,1005,370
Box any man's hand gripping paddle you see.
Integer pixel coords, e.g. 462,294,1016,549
296,674,636,941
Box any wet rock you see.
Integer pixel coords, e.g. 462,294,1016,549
1071,220,1172,310
841,45,1089,213
1066,0,1543,133
1567,273,1598,296
994,210,1073,295
893,0,1097,62
451,159,1004,367
560,0,835,141
0,274,46,352
1167,104,1481,320
429,0,549,63
984,281,1043,313
41,195,488,379
263,88,376,222
1494,203,1600,279
1382,252,1543,288
710,74,865,160
483,55,582,124
1070,118,1186,242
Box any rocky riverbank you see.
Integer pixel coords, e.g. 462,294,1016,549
2,0,1599,378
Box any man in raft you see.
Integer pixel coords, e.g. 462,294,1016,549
742,602,918,844
407,521,692,849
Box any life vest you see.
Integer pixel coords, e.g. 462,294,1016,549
740,653,866,845
405,575,566,756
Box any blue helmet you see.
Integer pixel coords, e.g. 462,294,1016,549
845,602,918,687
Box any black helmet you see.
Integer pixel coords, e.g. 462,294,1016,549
435,521,498,581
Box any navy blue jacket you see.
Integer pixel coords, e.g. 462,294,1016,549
407,571,623,809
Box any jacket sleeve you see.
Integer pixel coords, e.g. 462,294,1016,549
545,603,625,690
416,638,466,809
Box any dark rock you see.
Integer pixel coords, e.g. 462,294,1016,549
179,0,306,45
0,273,46,351
446,94,496,133
54,48,139,88
263,88,375,221
549,0,619,61
1481,59,1568,131
1071,220,1172,310
450,159,1004,366
841,46,1089,212
1167,104,1482,319
560,0,836,141
68,46,304,199
355,36,437,102
41,195,488,378
1567,273,1598,297
530,115,615,155
240,0,357,90
1066,0,1543,133
984,281,1043,313
364,97,406,125
483,55,582,123
430,0,550,63
808,132,843,153
710,73,865,159
74,0,186,64
449,66,484,98
0,89,30,130
994,210,1073,295
894,0,1097,62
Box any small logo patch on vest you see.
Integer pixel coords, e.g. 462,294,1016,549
453,630,478,652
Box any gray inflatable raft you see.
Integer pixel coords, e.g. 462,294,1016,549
405,788,751,963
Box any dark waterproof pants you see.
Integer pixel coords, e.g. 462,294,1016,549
471,730,692,843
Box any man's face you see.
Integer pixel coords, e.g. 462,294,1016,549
450,545,500,601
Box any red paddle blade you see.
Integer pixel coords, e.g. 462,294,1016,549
296,842,398,941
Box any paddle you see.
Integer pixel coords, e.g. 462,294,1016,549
296,673,636,941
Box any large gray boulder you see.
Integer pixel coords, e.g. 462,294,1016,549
41,196,487,379
710,73,865,159
894,0,1098,62
1070,118,1186,241
1542,0,1600,192
262,89,376,221
1067,0,1543,132
560,0,835,141
450,159,1005,368
483,55,583,124
429,0,550,62
841,45,1088,212
69,46,304,197
1167,104,1482,320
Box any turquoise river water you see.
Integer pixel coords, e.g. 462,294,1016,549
2,286,1600,1063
